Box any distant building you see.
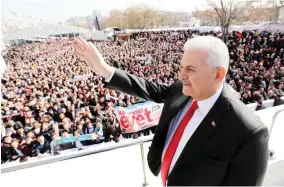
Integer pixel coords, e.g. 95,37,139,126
179,17,198,27
93,10,102,30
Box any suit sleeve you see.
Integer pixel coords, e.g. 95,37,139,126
45,142,51,154
104,68,171,103
34,145,41,156
222,126,269,186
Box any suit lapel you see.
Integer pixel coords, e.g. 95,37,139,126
148,81,192,175
164,80,190,125
152,92,190,148
169,84,231,177
163,94,189,127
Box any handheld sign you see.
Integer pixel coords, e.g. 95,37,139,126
114,101,164,134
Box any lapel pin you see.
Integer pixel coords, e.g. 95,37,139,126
211,121,216,127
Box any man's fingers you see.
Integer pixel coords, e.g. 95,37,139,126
74,44,84,54
75,50,84,57
77,37,89,51
73,39,86,52
88,42,99,53
74,48,84,59
73,39,87,53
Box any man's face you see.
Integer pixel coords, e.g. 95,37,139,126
87,123,93,128
259,88,265,93
26,137,32,144
34,122,40,128
96,122,102,127
99,97,105,103
11,141,19,148
53,105,58,110
27,132,34,138
62,132,68,137
59,113,65,119
280,67,284,74
17,128,24,134
77,124,83,130
74,131,80,136
4,136,12,144
37,136,44,143
178,49,224,100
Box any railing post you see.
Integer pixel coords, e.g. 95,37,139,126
268,108,284,160
269,108,284,137
140,143,149,186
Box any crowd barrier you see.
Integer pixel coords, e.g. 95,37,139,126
247,96,284,112
1,133,154,173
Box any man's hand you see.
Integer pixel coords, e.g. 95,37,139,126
73,37,114,78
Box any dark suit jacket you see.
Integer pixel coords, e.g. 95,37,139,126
105,69,269,186
1,145,13,163
34,141,51,156
273,98,284,106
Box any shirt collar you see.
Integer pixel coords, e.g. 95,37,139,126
196,84,224,117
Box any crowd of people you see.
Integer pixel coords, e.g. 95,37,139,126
1,29,284,164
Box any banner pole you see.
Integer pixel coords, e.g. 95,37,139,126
140,143,149,186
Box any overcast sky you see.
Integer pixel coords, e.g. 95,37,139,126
2,0,208,23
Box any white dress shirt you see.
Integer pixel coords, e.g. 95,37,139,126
162,84,223,177
105,69,115,82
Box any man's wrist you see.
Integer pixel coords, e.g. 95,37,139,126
104,67,115,82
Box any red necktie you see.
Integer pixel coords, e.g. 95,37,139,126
161,100,198,186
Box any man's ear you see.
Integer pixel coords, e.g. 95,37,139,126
215,67,227,81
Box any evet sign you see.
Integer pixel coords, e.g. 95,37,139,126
118,108,153,129
114,101,164,134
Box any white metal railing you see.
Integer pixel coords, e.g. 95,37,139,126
1,134,154,173
2,104,284,176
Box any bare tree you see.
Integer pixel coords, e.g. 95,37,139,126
139,6,158,28
156,11,167,27
279,2,284,23
104,5,191,29
207,0,243,36
265,0,284,23
192,8,219,26
104,9,124,28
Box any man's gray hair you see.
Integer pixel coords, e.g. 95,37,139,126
183,36,230,70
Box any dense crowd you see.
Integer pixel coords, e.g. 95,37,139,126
1,29,284,164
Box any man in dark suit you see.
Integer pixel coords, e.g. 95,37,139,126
34,135,51,156
73,36,269,186
273,93,284,106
